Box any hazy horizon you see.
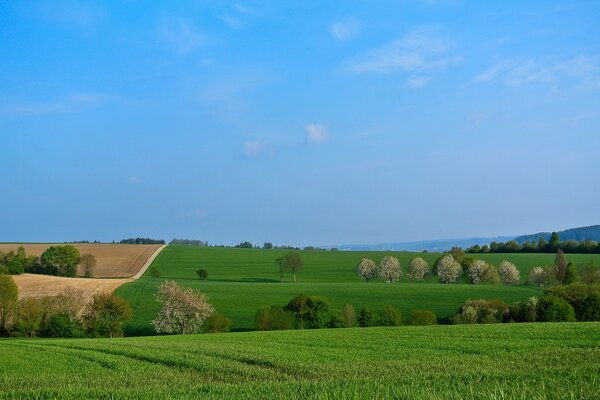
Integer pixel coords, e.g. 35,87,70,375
1,1,599,246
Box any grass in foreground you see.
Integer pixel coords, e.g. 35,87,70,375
0,323,599,399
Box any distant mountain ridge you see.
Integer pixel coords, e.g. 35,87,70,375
331,236,514,253
514,225,600,244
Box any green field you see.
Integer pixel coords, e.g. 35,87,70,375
1,323,598,399
116,246,600,334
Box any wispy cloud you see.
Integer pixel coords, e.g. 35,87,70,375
158,15,204,55
406,76,432,88
0,93,109,116
243,141,264,156
344,30,460,74
473,57,600,89
221,14,244,30
305,124,329,144
330,17,361,41
234,4,254,14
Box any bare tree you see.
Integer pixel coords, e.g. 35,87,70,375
554,249,567,285
79,254,97,278
357,258,377,283
152,281,214,334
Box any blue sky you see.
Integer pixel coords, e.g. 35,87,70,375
1,1,599,246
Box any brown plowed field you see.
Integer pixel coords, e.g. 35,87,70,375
0,243,163,278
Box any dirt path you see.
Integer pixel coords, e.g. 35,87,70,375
130,244,166,279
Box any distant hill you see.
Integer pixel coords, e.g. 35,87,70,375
330,236,514,252
514,225,600,244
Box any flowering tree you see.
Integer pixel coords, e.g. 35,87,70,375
499,261,520,285
357,258,377,283
528,267,548,286
152,281,214,334
437,254,462,284
467,260,488,284
378,256,402,283
408,257,429,282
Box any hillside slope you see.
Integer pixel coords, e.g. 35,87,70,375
515,224,600,243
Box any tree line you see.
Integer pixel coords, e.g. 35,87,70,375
119,238,165,244
465,232,600,254
0,246,97,278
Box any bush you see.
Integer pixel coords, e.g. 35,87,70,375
327,309,347,328
203,312,232,333
342,304,356,327
284,294,331,329
255,305,294,331
377,305,402,326
358,308,376,327
537,296,576,322
0,275,18,335
83,293,132,338
452,299,509,324
41,313,85,338
409,310,437,325
13,298,45,337
563,263,578,285
581,294,600,321
545,284,600,321
196,269,208,280
509,297,538,322
480,264,501,285
528,266,556,286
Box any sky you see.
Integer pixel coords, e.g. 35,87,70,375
1,1,599,246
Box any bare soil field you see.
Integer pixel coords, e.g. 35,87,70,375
12,274,132,300
0,243,164,278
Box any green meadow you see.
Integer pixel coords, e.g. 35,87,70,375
1,323,598,399
116,246,600,334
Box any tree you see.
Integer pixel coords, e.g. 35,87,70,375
580,260,599,284
13,298,45,338
203,312,232,333
563,262,578,285
40,245,81,277
196,269,208,280
281,252,303,283
528,267,551,286
152,281,214,334
275,257,286,282
0,275,18,334
327,309,347,328
467,260,489,284
255,305,294,331
480,264,501,285
378,256,402,283
342,304,356,327
7,246,26,274
357,258,377,283
84,293,132,338
284,294,330,329
41,313,85,338
409,310,437,325
377,305,402,326
554,249,567,284
437,255,462,284
408,257,429,282
549,232,561,252
498,261,520,285
358,308,376,327
79,254,97,278
263,242,273,250
537,296,576,322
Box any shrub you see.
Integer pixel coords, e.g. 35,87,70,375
41,313,85,338
437,255,462,284
13,298,45,337
358,308,376,327
528,267,556,286
545,284,600,321
453,299,509,324
196,269,208,280
509,297,538,322
342,304,356,327
377,305,402,326
203,312,232,333
409,310,437,325
378,256,402,283
255,305,294,331
327,309,347,328
284,294,331,329
0,275,18,335
563,263,578,285
581,294,600,321
83,293,132,338
408,257,429,282
537,296,576,322
481,264,501,285
499,261,520,285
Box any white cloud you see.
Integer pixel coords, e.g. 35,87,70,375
234,4,254,14
158,16,204,55
244,141,264,156
345,30,460,74
473,57,600,89
406,76,432,88
305,124,329,144
330,17,361,41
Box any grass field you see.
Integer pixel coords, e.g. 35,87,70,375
0,322,598,399
116,246,600,334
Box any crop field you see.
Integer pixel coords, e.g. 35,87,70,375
0,322,598,399
0,243,164,278
116,246,600,334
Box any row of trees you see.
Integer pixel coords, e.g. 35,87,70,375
0,275,131,338
0,246,97,278
255,294,438,331
466,232,600,254
453,284,600,324
120,238,165,244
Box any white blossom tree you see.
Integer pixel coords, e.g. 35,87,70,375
357,258,377,283
152,280,214,334
408,257,429,282
499,261,520,285
437,254,462,284
468,260,489,284
378,256,402,283
528,267,548,286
